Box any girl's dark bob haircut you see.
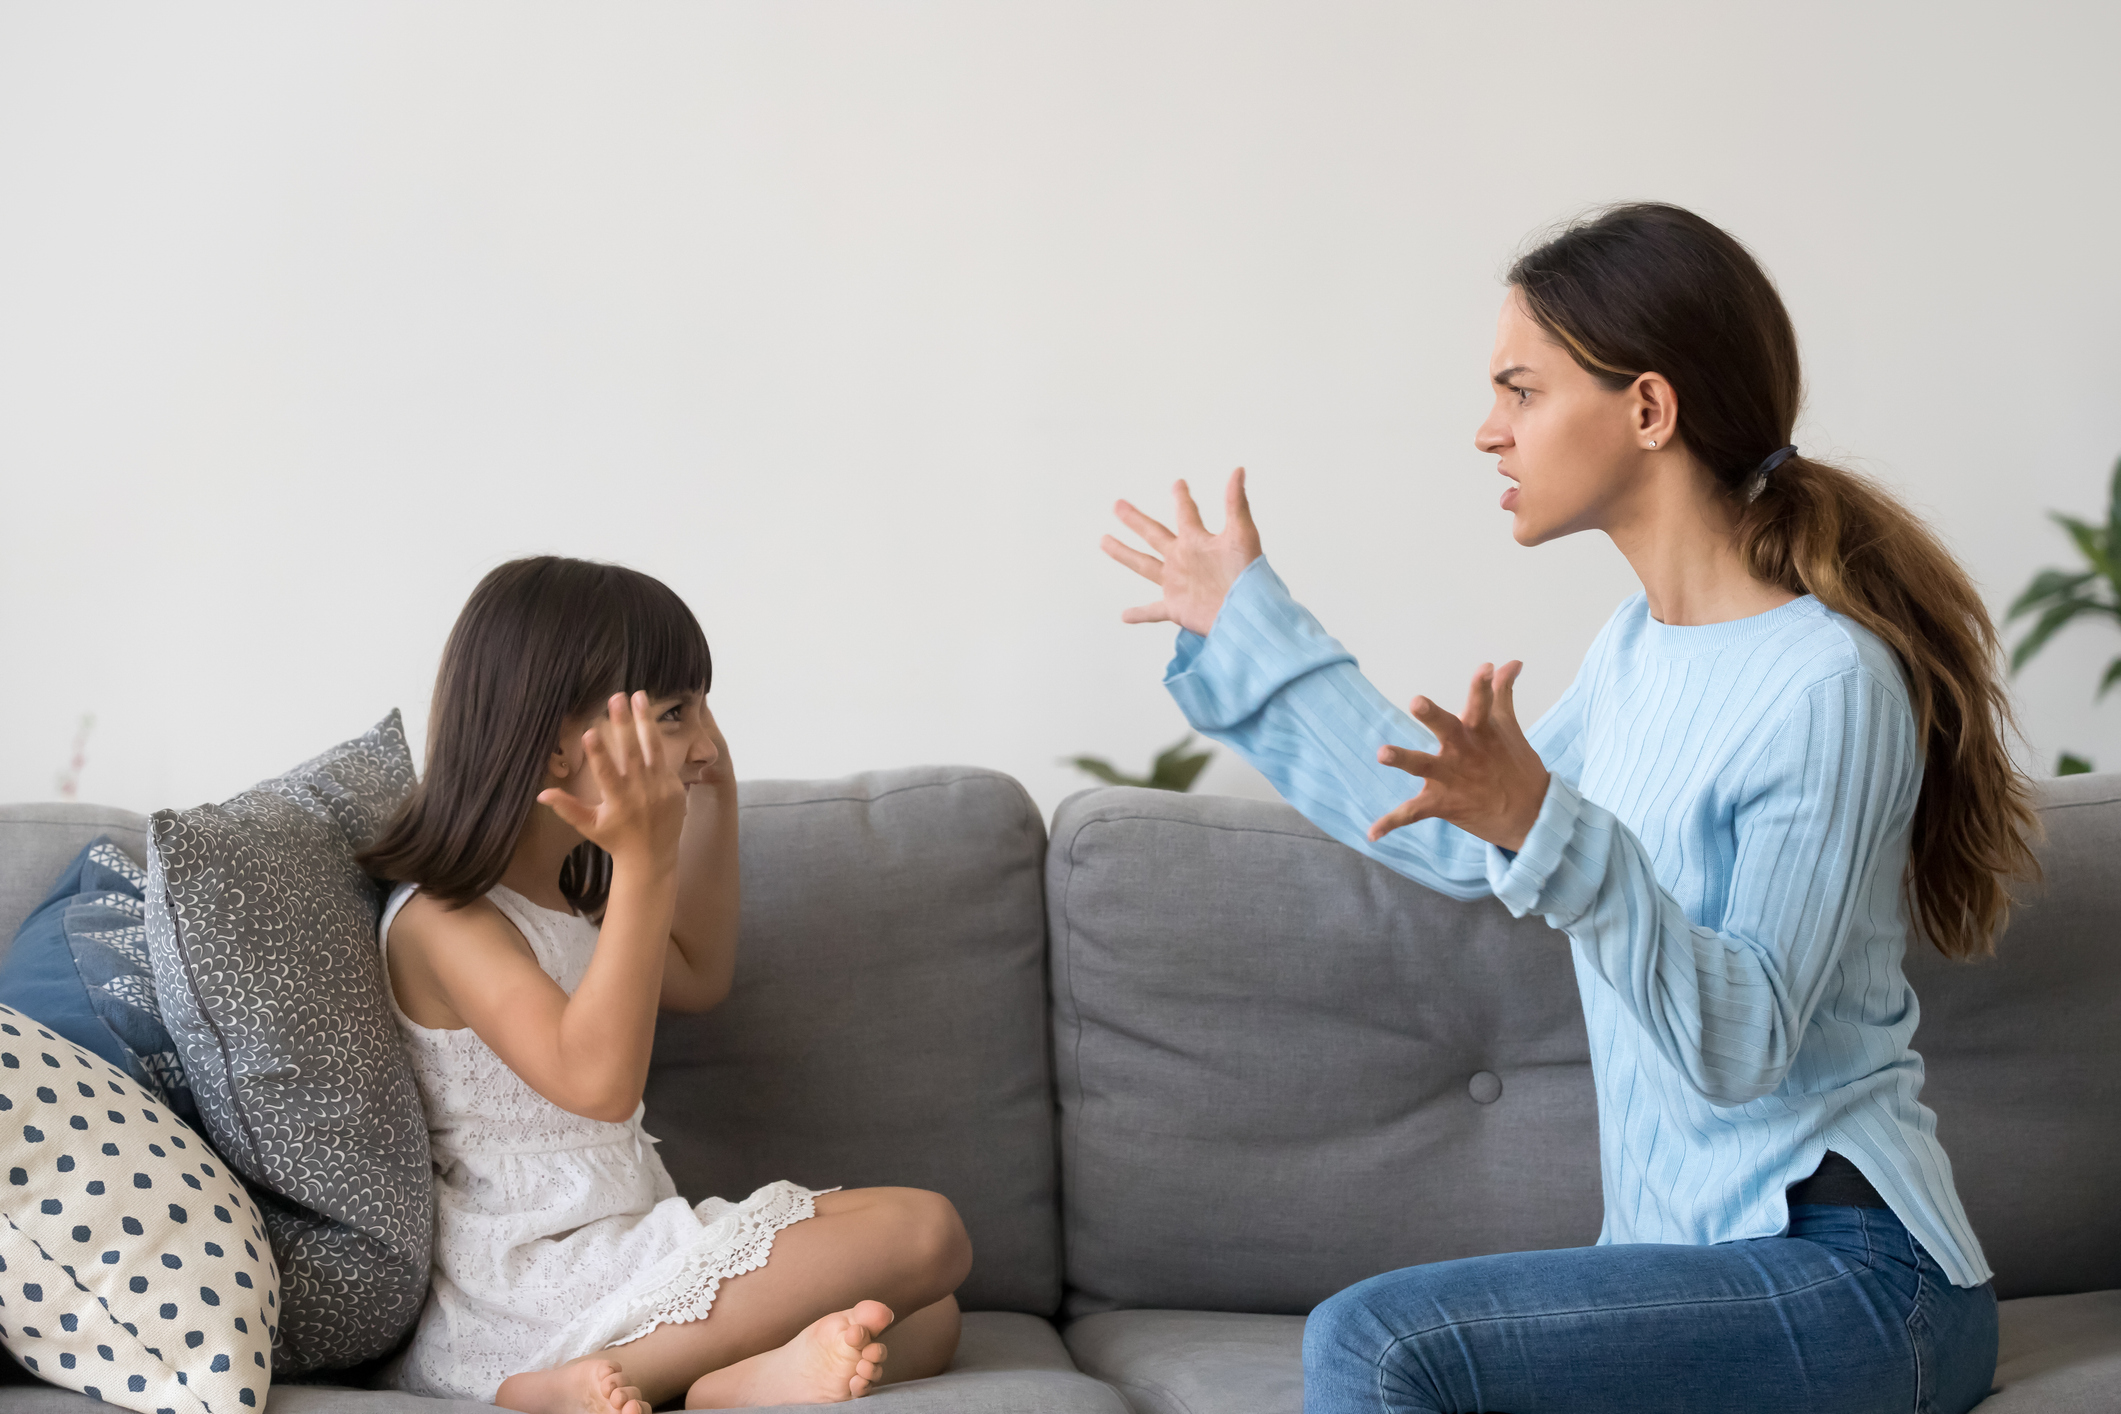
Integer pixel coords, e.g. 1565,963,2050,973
359,556,710,916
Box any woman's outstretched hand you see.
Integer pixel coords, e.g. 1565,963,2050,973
539,691,689,873
1370,661,1551,853
1102,467,1263,637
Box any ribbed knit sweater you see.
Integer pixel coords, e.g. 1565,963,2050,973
1164,557,1988,1287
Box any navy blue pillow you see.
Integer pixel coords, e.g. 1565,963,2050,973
0,836,196,1125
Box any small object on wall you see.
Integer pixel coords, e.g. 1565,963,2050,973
2006,453,2121,776
1066,734,1215,792
52,714,95,800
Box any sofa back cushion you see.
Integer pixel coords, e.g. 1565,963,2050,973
0,806,150,958
1052,776,2121,1318
1902,772,2121,1300
1048,787,1599,1319
644,767,1061,1316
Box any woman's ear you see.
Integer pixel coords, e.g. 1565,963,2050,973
1632,371,1680,449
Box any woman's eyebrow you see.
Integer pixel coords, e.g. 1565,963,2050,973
1492,365,1533,385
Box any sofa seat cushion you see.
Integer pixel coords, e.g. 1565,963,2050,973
1065,1310,1304,1414
0,1313,1129,1414
1974,1289,2121,1412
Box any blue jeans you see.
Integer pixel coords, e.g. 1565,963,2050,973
1304,1205,1997,1414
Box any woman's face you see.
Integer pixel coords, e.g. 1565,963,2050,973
1475,290,1650,547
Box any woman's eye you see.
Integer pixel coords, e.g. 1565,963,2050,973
1513,386,1531,404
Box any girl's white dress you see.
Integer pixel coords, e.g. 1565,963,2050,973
378,882,825,1401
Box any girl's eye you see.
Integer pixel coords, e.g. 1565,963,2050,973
1512,385,1531,405
660,704,684,723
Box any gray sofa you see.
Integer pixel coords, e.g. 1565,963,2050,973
0,766,2114,1413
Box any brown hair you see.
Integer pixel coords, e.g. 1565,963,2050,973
358,556,711,915
1508,203,2038,959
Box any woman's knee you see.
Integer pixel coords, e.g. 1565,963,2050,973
1304,1275,1445,1414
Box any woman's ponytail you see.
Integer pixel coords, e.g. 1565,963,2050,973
1511,204,2039,959
1734,456,2038,958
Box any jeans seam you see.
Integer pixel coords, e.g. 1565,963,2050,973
1376,1266,1860,1345
1905,1256,1933,1414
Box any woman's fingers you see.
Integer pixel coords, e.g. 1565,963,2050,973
1113,499,1177,551
1120,600,1174,625
1100,534,1166,584
1376,744,1441,779
1461,664,1496,730
1225,466,1252,535
1172,479,1208,532
1408,694,1470,751
1492,660,1526,736
1367,792,1436,842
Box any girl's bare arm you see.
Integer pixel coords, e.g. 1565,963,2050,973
397,692,686,1122
661,703,739,1013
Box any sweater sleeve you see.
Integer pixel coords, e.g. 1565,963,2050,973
1487,665,1919,1105
1163,557,1593,902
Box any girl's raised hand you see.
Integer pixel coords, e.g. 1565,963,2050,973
1101,467,1263,637
1368,661,1551,852
539,692,689,871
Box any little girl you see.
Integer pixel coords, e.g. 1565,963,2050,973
358,556,971,1412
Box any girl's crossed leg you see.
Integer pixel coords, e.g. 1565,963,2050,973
1302,1205,1997,1414
499,1187,972,1413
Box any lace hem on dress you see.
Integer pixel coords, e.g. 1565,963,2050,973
606,1181,833,1347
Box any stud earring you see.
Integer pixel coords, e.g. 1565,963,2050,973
1648,440,1658,448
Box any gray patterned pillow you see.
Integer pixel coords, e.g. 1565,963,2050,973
144,712,431,1375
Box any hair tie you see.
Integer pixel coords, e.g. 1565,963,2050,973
1746,444,1798,502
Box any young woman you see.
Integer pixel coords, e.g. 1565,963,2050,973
1100,204,2035,1414
359,557,971,1411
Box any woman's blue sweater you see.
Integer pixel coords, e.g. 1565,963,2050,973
1164,557,1988,1287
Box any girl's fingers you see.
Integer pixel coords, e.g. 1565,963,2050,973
1100,535,1166,584
630,690,661,770
537,787,595,833
1114,499,1178,551
581,722,622,792
1172,479,1208,532
1376,744,1441,779
1120,600,1174,625
1408,694,1470,751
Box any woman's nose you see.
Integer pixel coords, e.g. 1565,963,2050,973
1474,414,1509,453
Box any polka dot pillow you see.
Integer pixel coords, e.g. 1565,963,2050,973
0,1003,277,1414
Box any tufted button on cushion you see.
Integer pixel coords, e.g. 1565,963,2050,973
1467,1071,1503,1104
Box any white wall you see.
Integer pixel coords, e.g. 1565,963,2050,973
3,1,2118,821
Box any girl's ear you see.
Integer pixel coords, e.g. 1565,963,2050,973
547,743,573,780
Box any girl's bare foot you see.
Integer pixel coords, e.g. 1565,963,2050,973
497,1357,650,1414
684,1300,894,1408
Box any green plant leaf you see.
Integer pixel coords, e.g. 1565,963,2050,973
2050,512,2112,579
2099,656,2121,701
2005,569,2097,622
1147,733,1215,792
2010,596,2102,673
2107,454,2121,604
2056,752,2094,776
1064,755,1147,788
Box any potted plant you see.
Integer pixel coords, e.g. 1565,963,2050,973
2006,455,2121,775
